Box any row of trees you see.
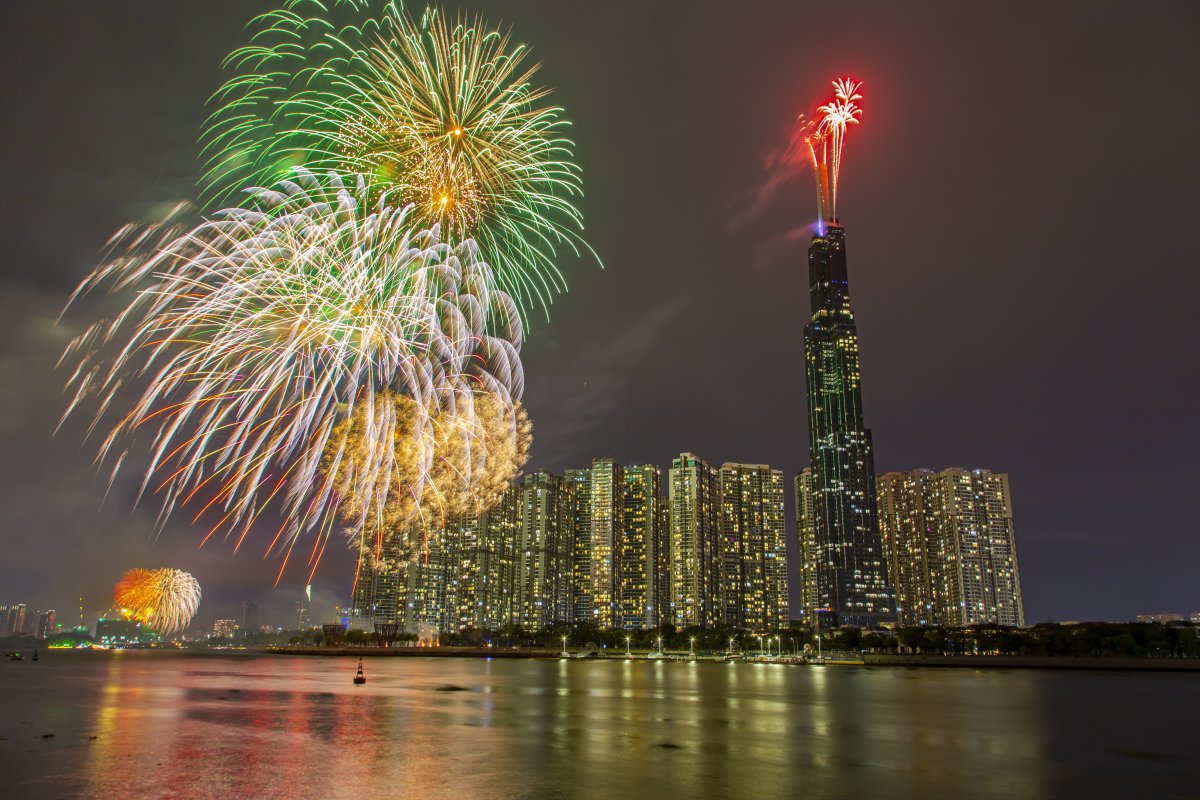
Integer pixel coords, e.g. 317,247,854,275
269,620,1199,659
883,622,1200,658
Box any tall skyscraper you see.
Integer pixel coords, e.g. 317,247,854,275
296,584,313,630
669,453,721,628
621,464,662,630
519,470,574,629
802,224,895,627
719,463,789,632
877,468,1025,627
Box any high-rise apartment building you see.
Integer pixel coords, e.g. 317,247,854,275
34,610,56,639
519,470,574,629
877,468,1024,627
349,530,409,630
441,513,482,631
588,458,623,629
802,224,895,627
621,465,662,630
669,453,721,628
719,463,789,632
474,484,523,630
794,469,818,625
566,467,593,624
876,469,943,626
935,469,1024,627
404,523,455,633
241,601,260,637
654,500,672,628
212,619,238,639
1,603,27,635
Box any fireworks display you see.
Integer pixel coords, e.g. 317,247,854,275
792,77,864,224
203,1,587,319
64,172,528,574
59,0,589,578
114,568,201,636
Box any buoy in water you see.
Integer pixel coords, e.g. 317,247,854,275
353,657,366,685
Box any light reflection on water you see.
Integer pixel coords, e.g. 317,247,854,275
1,652,1194,799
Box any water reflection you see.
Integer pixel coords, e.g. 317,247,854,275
2,653,1195,799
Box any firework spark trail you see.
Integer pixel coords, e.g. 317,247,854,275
114,568,201,636
817,78,862,222
63,171,527,559
202,1,591,321
787,77,863,226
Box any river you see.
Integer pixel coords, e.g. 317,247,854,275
0,651,1194,798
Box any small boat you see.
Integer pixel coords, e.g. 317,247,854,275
353,658,366,685
7,653,22,661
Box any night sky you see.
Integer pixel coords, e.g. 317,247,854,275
2,1,1197,628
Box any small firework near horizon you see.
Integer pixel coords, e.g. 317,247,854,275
113,568,201,636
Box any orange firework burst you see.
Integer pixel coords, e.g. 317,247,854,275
114,568,201,636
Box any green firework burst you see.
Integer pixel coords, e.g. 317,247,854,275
202,0,592,320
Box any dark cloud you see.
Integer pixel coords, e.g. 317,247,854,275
0,1,1197,625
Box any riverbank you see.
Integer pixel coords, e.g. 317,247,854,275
268,647,1200,670
863,654,1200,671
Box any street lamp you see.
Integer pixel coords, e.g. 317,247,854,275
790,637,797,657
775,636,781,659
728,636,736,655
625,635,632,657
656,636,663,655
561,635,568,657
689,636,696,659
757,636,764,658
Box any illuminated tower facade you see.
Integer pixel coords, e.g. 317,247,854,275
803,224,895,626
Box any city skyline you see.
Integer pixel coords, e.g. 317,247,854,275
0,1,1197,625
0,454,1033,634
